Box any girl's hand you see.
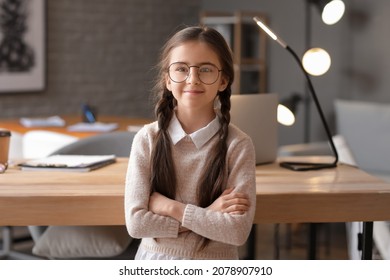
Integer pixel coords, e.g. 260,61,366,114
149,192,171,216
179,226,190,233
149,192,185,222
207,187,249,215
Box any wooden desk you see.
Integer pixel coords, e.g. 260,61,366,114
254,162,390,224
1,158,390,258
0,115,151,138
0,159,129,226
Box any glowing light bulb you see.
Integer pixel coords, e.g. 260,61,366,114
302,48,331,76
277,104,295,126
322,0,345,25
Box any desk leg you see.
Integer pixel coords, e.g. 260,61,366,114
308,223,317,259
246,225,256,259
361,222,373,260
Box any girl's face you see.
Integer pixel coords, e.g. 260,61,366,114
166,41,228,115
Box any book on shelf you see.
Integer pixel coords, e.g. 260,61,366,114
18,155,116,172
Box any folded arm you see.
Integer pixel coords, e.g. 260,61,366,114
147,137,256,246
125,129,180,239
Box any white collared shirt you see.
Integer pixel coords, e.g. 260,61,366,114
167,112,220,149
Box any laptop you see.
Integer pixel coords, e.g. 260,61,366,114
230,93,278,165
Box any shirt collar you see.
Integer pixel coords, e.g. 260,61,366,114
168,112,220,149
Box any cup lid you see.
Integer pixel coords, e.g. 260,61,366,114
0,130,11,137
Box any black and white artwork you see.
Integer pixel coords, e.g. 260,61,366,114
0,0,45,92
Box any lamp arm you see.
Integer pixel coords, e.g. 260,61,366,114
285,45,339,165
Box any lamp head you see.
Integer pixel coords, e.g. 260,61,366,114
278,104,295,126
277,93,302,126
302,48,331,76
253,17,287,49
310,0,345,25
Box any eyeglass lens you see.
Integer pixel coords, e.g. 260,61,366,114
168,63,221,85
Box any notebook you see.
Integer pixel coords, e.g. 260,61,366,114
230,93,278,165
18,155,116,172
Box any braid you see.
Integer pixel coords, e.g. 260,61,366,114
197,91,231,250
150,90,177,199
155,90,175,130
217,90,231,144
197,91,231,207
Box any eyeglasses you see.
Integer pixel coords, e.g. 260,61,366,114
168,62,222,85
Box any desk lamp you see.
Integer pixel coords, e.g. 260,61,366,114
253,17,338,171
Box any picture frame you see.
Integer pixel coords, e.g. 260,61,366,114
0,0,46,93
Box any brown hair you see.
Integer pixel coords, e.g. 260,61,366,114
151,26,234,249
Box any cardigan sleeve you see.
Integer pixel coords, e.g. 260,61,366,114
124,125,180,239
181,135,256,246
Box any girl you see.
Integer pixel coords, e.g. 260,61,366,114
125,25,256,260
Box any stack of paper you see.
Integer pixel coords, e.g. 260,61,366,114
67,122,118,132
19,155,116,172
20,116,65,127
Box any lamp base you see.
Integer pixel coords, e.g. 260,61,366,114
280,161,337,171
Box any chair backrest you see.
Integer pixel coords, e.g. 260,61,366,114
335,99,390,173
51,131,136,157
23,130,78,159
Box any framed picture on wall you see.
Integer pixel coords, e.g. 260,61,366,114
0,0,46,93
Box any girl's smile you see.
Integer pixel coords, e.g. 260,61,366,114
183,88,205,95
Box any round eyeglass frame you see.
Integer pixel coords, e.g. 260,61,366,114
167,62,222,85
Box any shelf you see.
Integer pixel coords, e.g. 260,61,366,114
200,11,267,94
201,16,237,25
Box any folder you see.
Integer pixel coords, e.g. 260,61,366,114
18,155,116,172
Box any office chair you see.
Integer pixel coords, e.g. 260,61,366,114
50,131,134,157
29,131,139,259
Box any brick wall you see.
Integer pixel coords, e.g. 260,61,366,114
0,0,200,119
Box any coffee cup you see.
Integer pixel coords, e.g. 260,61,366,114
0,130,11,173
